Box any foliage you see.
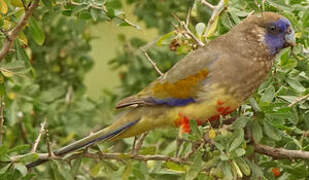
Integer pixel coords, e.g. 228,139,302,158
0,0,308,179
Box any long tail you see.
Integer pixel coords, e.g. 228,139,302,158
26,118,140,169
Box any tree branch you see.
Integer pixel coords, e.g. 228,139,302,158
173,13,205,47
142,50,164,76
254,143,309,160
0,0,40,61
288,93,309,107
132,132,148,155
199,0,215,10
31,119,46,153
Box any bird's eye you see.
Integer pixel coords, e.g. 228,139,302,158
269,24,277,32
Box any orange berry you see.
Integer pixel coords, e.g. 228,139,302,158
272,167,280,177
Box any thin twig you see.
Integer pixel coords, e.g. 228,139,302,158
288,93,309,107
254,143,309,160
173,14,205,47
0,101,4,145
132,133,148,155
31,119,46,153
203,0,226,40
142,50,164,76
0,0,40,61
69,1,139,29
199,0,215,10
185,7,192,26
45,129,56,157
65,86,73,104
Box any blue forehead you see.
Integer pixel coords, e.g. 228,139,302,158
273,18,291,32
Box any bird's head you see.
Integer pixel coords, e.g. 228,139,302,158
240,12,295,55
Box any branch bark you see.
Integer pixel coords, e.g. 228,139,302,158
254,143,309,160
0,0,40,61
31,119,46,153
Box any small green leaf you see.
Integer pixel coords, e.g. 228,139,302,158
14,163,27,177
251,120,263,143
71,158,82,176
229,129,244,152
29,17,45,45
260,85,275,103
156,31,176,46
122,161,133,180
286,77,306,92
8,145,30,154
185,152,203,180
166,161,185,172
18,153,39,163
235,148,246,157
263,121,281,141
0,163,10,174
189,120,201,137
235,158,251,176
233,116,250,129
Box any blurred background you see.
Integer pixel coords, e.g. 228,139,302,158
85,4,157,98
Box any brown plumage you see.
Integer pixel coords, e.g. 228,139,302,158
27,12,295,168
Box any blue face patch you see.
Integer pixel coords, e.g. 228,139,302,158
151,97,195,106
264,18,292,54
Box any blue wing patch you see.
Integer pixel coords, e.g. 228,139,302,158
151,97,195,106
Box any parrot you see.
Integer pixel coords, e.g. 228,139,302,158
27,12,295,168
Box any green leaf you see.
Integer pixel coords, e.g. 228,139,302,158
14,163,27,177
286,77,306,92
39,86,66,103
42,0,52,8
166,162,185,172
229,129,244,152
71,158,82,176
18,153,39,163
90,162,103,176
185,152,203,180
0,163,10,174
250,120,263,143
156,31,176,46
189,120,201,137
235,158,251,176
248,97,261,112
29,17,45,45
122,161,133,180
8,145,30,154
235,148,246,157
233,116,250,129
263,121,281,141
260,85,275,103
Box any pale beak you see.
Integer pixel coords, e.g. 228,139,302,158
284,27,295,47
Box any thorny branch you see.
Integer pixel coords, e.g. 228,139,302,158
0,0,40,61
31,119,47,153
132,132,148,155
